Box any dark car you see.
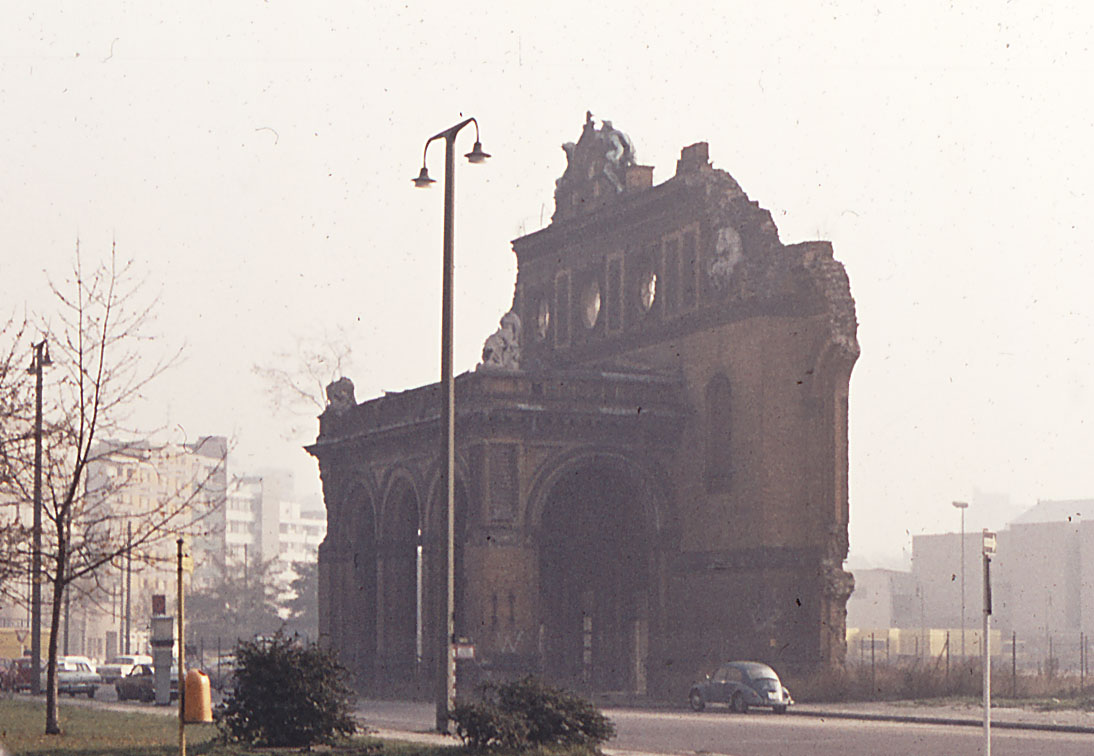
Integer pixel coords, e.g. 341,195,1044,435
115,663,178,702
9,658,35,692
688,661,793,714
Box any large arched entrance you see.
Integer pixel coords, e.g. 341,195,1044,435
538,459,653,693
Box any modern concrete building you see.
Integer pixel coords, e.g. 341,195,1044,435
849,499,1094,669
309,116,859,698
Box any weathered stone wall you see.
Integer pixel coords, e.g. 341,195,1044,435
309,120,857,699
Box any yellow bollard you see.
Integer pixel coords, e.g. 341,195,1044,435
184,669,212,723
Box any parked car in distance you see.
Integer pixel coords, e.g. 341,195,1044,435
98,654,153,683
41,657,101,698
688,661,793,714
9,657,36,692
115,663,178,702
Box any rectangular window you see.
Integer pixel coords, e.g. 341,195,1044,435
554,270,571,348
606,255,623,333
681,231,697,310
663,237,680,316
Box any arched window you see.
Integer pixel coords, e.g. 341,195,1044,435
704,374,732,492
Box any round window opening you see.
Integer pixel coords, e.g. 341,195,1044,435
536,299,550,341
639,270,657,312
581,280,601,329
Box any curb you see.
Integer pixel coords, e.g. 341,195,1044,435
787,708,1094,735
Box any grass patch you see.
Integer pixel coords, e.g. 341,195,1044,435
0,697,217,755
0,698,601,756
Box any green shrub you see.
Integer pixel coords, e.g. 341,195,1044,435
450,676,615,751
217,632,357,747
450,700,529,751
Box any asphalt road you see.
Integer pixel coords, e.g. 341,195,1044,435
356,699,1094,756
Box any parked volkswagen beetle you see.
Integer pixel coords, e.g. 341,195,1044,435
688,661,793,714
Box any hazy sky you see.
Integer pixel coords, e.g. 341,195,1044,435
3,2,1092,568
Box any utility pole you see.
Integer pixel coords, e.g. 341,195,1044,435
125,521,132,654
29,339,50,694
982,529,996,756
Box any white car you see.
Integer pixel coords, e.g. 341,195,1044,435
41,657,102,698
98,654,153,683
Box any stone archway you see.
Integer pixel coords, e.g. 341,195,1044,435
421,478,470,689
348,490,378,686
379,481,419,684
537,459,654,693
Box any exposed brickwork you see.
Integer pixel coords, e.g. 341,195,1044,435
309,119,858,699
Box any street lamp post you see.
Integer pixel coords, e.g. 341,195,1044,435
953,500,969,659
413,117,489,734
28,339,51,694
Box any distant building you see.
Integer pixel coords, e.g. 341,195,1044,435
73,437,229,660
911,531,984,634
994,500,1093,654
210,469,324,583
848,498,1094,669
846,568,916,631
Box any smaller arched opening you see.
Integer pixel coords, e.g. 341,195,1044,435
421,478,471,688
378,479,420,687
342,486,378,687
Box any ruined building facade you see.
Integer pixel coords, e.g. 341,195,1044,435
309,116,859,699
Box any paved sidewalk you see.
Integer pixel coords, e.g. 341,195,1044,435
789,699,1094,733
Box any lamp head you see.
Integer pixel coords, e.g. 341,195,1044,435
413,166,436,188
952,501,969,510
27,341,51,373
465,141,490,164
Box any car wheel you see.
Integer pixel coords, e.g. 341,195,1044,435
87,687,96,699
689,690,705,712
117,688,126,701
730,692,749,714
773,704,787,714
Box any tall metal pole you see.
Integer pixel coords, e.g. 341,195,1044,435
982,529,995,756
415,117,488,735
178,538,186,756
30,340,46,695
437,131,457,735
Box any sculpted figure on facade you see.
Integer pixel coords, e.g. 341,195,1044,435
478,310,522,371
598,119,635,193
323,376,356,415
553,112,637,215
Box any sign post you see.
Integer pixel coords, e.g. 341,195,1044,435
982,529,996,756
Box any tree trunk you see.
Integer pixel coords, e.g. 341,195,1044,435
45,542,66,734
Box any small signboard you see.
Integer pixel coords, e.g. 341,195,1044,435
453,643,475,660
982,529,997,555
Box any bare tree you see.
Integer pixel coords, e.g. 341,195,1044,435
0,315,32,602
1,244,225,734
252,327,355,438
